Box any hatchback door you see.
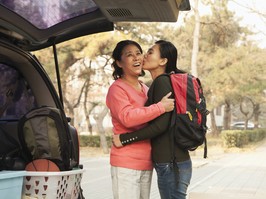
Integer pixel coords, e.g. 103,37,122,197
0,0,190,51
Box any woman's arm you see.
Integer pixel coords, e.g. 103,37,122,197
106,82,173,128
113,75,173,146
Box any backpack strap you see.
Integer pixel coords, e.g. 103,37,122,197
161,73,177,164
195,77,209,158
203,138,207,158
170,106,177,164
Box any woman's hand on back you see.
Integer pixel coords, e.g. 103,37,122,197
160,92,174,112
112,134,123,147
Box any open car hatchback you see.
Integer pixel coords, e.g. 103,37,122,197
0,0,190,198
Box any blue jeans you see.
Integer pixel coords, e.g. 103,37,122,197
154,160,192,199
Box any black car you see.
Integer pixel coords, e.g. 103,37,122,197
0,0,190,198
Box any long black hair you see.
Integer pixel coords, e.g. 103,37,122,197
155,40,185,74
111,40,143,80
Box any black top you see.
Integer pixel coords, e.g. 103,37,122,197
120,74,190,163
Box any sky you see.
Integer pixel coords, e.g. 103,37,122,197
175,0,266,48
228,0,266,48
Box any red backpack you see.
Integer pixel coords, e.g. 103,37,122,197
168,72,209,158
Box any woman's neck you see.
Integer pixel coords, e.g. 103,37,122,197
149,67,165,80
121,75,141,91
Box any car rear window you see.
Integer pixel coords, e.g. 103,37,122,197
0,63,37,120
1,0,98,29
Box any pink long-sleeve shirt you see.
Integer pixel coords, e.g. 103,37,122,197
106,78,165,170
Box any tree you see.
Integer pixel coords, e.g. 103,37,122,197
196,0,254,133
33,1,266,150
191,0,200,77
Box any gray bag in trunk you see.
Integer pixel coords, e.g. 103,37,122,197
18,106,77,171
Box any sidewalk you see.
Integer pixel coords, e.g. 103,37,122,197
80,140,266,199
188,141,266,199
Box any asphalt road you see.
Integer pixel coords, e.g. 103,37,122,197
80,140,266,199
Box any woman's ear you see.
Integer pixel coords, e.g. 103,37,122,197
116,60,122,68
160,58,168,66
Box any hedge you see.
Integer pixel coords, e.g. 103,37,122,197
79,135,112,147
221,128,266,148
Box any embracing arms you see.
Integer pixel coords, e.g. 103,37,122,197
113,75,173,147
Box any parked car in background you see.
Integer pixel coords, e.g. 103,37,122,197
231,121,255,130
0,0,190,198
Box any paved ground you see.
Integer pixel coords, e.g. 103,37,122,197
80,140,266,199
188,141,266,199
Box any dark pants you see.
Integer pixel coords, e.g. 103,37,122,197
154,160,192,199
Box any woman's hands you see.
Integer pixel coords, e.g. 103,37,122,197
160,92,175,112
112,134,123,147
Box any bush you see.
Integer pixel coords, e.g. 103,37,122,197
221,128,266,148
79,135,112,147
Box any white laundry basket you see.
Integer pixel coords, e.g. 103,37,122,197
22,169,84,199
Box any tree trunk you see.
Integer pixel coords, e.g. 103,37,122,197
223,100,231,130
83,83,93,135
94,106,109,154
253,103,260,129
85,114,93,135
240,97,254,130
191,0,200,77
210,109,219,136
